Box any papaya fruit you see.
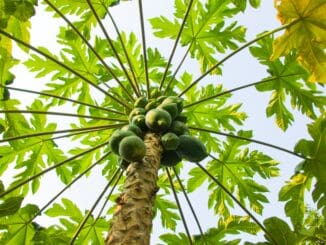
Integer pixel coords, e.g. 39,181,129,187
119,135,146,162
145,108,172,132
169,120,189,135
157,95,167,103
109,130,135,155
162,96,183,113
145,99,160,111
128,107,146,121
161,132,180,150
157,103,178,120
134,96,148,108
175,114,187,123
161,150,182,167
131,115,147,131
121,124,143,137
177,135,207,162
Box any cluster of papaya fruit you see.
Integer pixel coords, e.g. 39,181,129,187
109,90,207,168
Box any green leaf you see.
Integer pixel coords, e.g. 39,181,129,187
250,36,325,130
154,194,180,231
0,204,39,244
294,114,326,218
249,0,260,8
279,173,312,228
187,166,208,193
32,226,70,245
0,196,23,217
150,0,246,74
194,216,259,244
159,232,190,245
45,198,108,243
263,217,296,244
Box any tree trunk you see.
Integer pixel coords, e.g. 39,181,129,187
106,133,163,245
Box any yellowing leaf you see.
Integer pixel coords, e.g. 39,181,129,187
272,0,326,83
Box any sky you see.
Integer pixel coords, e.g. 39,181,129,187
5,0,316,244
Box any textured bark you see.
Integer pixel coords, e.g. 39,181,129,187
106,133,162,245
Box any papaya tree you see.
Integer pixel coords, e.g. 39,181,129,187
0,0,325,244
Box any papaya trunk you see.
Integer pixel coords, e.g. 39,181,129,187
106,133,163,245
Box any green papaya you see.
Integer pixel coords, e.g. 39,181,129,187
121,124,143,137
134,96,148,108
157,95,167,103
177,135,207,162
175,114,187,123
109,130,135,155
145,99,160,111
145,108,172,132
162,96,183,113
170,121,189,135
119,135,146,162
128,107,146,121
157,103,178,119
131,115,147,131
161,132,179,150
161,150,182,167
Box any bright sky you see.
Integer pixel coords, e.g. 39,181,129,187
7,0,315,244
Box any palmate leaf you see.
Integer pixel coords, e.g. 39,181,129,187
0,196,23,217
250,36,325,130
194,216,260,244
32,225,70,245
188,130,279,217
272,0,326,83
0,0,34,52
149,0,246,74
278,114,325,233
45,198,109,244
0,204,39,244
293,114,326,217
263,217,296,245
185,82,247,152
0,99,68,195
278,173,312,228
160,216,259,245
154,194,180,231
44,0,120,31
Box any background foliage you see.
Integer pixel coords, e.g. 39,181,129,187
0,0,325,244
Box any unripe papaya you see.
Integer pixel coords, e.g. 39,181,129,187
162,96,183,113
131,115,147,131
161,132,179,150
119,135,146,162
157,103,178,120
121,124,143,137
161,150,182,167
175,114,187,123
157,95,167,103
134,96,148,108
145,99,160,111
177,135,207,162
170,120,189,135
109,130,135,155
145,108,172,132
128,107,146,121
